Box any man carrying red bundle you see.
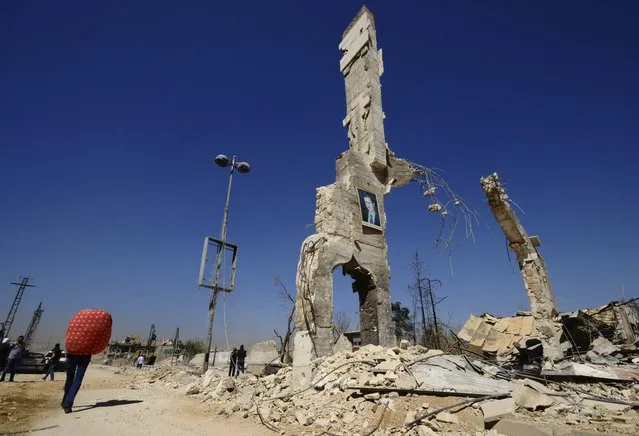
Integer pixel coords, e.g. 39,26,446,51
62,309,112,413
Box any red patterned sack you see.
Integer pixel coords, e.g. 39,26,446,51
65,309,112,355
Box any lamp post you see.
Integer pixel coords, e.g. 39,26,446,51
203,154,251,372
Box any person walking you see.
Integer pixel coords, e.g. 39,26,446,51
235,344,246,377
0,338,10,371
43,343,62,381
136,354,144,369
0,337,25,382
228,347,237,377
62,308,112,414
61,354,91,413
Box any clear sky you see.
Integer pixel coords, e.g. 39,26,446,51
1,1,637,351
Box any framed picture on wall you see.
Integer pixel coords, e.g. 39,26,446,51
357,188,382,230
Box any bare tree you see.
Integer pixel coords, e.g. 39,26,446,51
408,250,446,349
332,311,351,344
273,277,295,364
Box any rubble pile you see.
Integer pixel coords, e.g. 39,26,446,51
130,344,639,435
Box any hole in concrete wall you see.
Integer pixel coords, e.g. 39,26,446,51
331,258,380,349
332,267,359,344
371,163,388,184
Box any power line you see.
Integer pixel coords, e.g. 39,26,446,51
1,277,36,339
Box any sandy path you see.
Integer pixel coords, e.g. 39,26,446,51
1,366,271,436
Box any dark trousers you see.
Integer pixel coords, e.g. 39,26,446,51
228,360,236,377
43,362,56,380
0,359,17,382
63,355,91,408
235,359,245,376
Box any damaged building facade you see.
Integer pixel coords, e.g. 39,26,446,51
292,7,418,388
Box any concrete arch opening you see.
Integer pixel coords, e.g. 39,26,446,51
339,257,379,347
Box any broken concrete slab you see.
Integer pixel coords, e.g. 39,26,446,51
245,340,279,374
581,399,631,412
542,361,639,382
493,418,625,436
404,411,416,426
416,426,438,436
334,334,352,353
295,410,312,426
372,360,401,373
512,384,554,411
435,411,459,424
364,392,381,400
202,369,218,389
516,378,553,395
185,383,200,395
590,336,619,356
411,355,515,396
213,377,235,395
480,398,516,424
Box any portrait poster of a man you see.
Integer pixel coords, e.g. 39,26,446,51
357,188,381,229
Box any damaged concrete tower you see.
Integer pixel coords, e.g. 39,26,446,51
293,7,419,388
480,173,563,361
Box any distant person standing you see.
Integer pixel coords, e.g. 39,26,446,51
1,337,25,382
43,343,62,381
0,338,10,370
228,347,237,377
235,345,247,377
136,355,144,369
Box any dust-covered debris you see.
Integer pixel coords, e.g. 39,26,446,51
127,343,639,436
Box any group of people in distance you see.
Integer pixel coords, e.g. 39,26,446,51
0,338,64,383
0,336,25,382
228,345,247,377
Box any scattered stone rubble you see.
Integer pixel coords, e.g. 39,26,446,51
128,344,639,436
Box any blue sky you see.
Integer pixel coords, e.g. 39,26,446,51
1,1,637,350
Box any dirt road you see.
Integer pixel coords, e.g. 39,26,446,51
0,365,270,435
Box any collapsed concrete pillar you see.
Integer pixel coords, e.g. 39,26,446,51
480,173,563,361
293,7,419,388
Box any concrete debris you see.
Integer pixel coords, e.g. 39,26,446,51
214,377,235,395
435,411,460,424
295,410,312,426
411,355,515,396
581,399,630,413
245,340,280,375
333,334,353,354
404,411,416,426
372,360,401,374
458,299,639,367
480,398,516,424
492,418,626,436
415,426,439,436
185,383,200,395
511,384,553,411
542,361,639,382
126,339,639,436
590,336,619,356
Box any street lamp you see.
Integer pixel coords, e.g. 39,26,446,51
203,154,251,372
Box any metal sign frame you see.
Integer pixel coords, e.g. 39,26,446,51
198,236,239,292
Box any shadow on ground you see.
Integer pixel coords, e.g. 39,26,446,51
0,425,59,435
72,399,143,412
